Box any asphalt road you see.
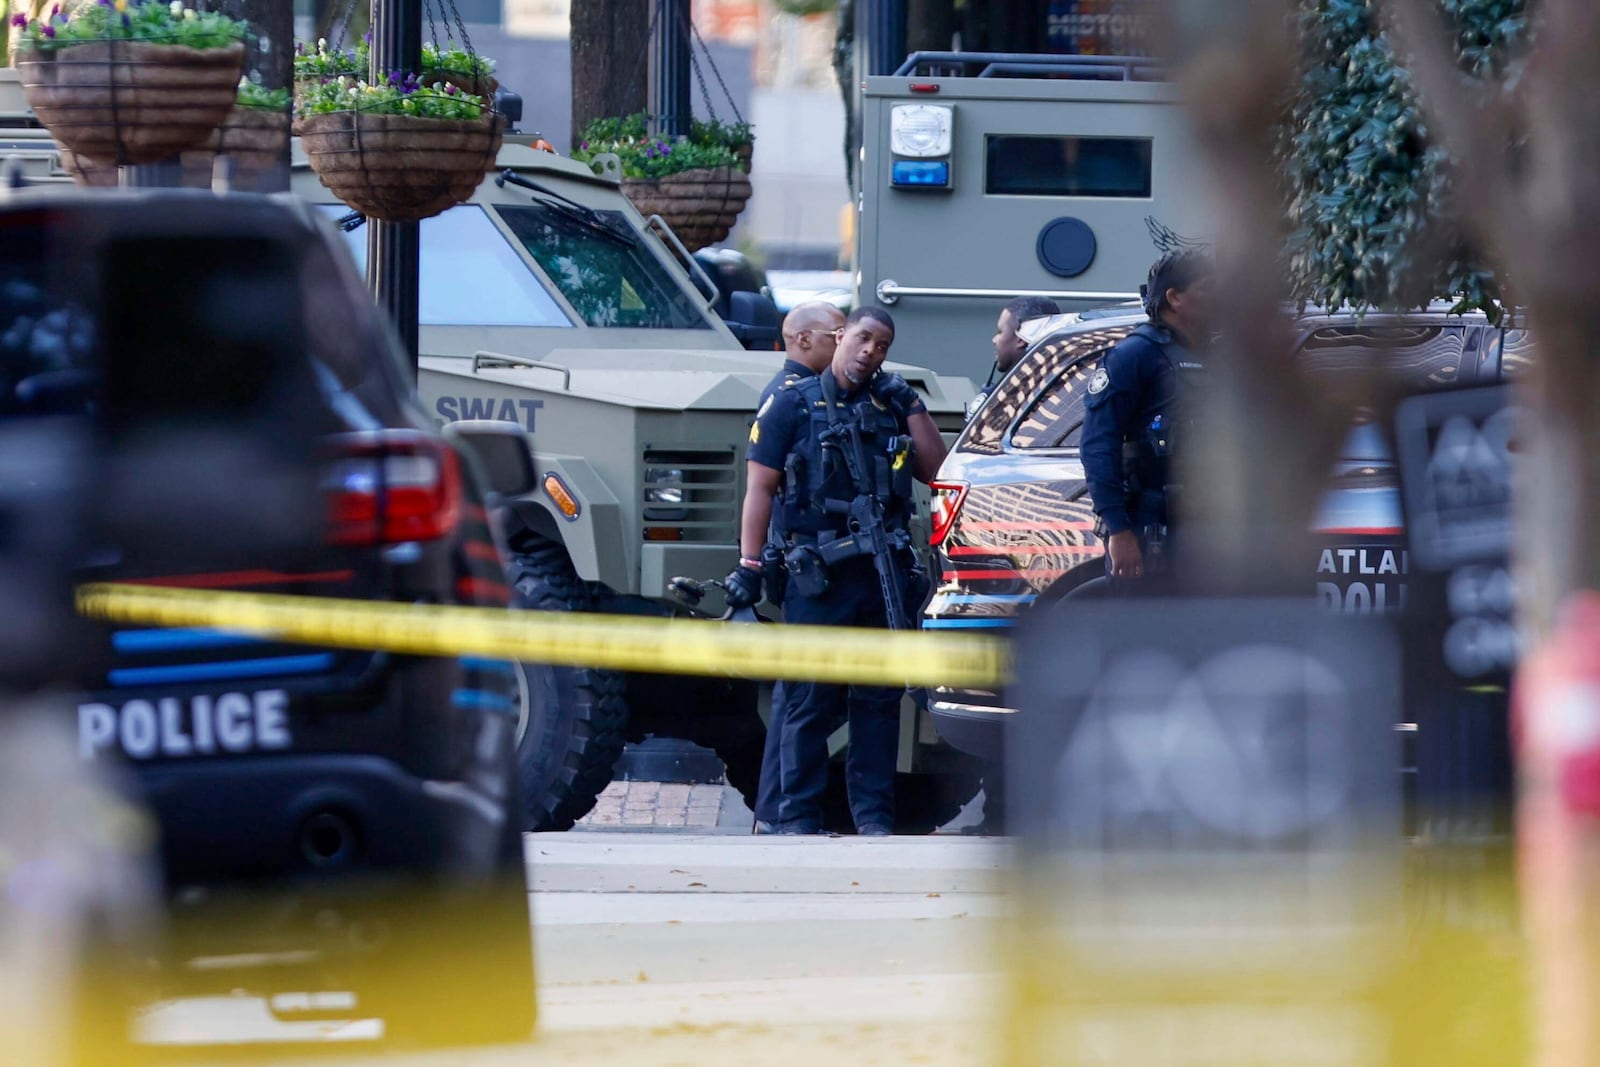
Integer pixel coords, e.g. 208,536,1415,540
138,830,1013,1066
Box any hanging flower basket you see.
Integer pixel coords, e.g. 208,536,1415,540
298,76,502,223
59,80,290,190
572,113,755,252
420,41,497,99
11,2,249,167
621,165,752,253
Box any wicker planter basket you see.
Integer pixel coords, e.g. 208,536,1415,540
621,165,752,252
16,40,246,166
299,108,504,223
421,68,498,99
61,104,289,190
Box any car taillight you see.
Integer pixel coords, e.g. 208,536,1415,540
326,431,462,547
929,480,968,548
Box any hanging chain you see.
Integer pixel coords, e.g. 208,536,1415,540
424,0,441,54
326,0,360,57
690,17,745,126
442,0,478,67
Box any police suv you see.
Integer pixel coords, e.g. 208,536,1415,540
0,186,534,1045
923,303,1530,761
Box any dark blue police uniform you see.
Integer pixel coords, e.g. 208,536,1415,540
752,357,818,830
1081,321,1203,562
747,370,925,833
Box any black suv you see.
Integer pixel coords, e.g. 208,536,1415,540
923,304,1531,763
0,188,533,1047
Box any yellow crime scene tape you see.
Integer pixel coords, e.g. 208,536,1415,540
76,583,1011,690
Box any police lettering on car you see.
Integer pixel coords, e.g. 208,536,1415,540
1081,249,1215,584
726,306,947,836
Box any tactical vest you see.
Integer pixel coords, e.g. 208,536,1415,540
1122,321,1205,509
775,374,916,541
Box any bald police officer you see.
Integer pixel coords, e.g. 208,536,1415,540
727,307,946,835
751,301,846,834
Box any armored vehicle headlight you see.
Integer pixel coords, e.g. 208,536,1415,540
890,104,952,158
644,467,686,507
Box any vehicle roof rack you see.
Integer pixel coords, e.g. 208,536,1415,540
891,51,1166,82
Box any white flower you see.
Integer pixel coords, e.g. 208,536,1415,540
317,37,327,51
182,8,195,18
169,0,182,14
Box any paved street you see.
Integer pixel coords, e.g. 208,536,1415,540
140,826,1012,1066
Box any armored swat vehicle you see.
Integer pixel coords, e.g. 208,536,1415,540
0,66,983,834
293,146,982,833
853,51,1220,390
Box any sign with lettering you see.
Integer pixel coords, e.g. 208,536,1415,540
1393,384,1526,685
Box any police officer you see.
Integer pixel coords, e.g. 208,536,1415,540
1082,249,1213,586
725,307,946,835
968,296,1062,420
750,301,845,835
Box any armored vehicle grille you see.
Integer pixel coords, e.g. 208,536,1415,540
642,448,738,544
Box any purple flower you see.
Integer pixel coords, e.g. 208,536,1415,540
362,30,371,44
660,142,671,155
10,12,27,26
387,69,400,85
443,83,457,95
41,23,55,35
48,4,59,18
580,140,589,150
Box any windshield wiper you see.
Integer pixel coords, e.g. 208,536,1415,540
495,170,637,248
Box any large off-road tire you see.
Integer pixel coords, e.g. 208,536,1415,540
508,541,628,832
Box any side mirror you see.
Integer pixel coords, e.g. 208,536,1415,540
444,419,538,499
724,289,783,351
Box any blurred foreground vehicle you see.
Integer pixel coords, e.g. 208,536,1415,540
0,185,534,1049
925,303,1529,764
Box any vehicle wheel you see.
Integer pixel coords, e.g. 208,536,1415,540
508,540,629,832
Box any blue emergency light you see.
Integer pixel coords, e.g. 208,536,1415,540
891,160,951,188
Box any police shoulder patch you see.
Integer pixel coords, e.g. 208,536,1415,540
1088,368,1110,395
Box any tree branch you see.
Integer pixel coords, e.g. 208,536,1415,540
1380,0,1530,281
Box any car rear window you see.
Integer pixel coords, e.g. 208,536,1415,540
1,208,405,424
959,324,1135,455
1296,324,1475,389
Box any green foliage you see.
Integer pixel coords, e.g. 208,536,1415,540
236,79,290,110
422,41,494,76
14,0,248,52
571,112,741,179
294,37,365,79
690,116,754,152
773,0,837,14
297,75,488,121
1282,0,1527,321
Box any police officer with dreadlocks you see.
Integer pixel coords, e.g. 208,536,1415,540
1082,249,1214,586
725,306,946,835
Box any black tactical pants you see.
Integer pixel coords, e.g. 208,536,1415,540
776,559,899,833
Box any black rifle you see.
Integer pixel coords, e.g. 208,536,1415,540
818,374,913,631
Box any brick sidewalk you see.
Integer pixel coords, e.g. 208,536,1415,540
575,780,743,830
